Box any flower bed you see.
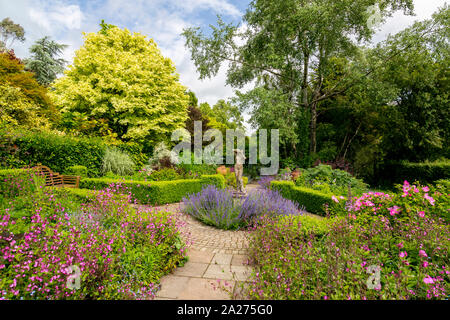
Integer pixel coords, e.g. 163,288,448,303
0,169,187,300
242,180,449,300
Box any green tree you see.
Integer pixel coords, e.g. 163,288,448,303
51,23,189,148
182,0,414,155
0,18,25,51
24,36,68,86
0,51,54,128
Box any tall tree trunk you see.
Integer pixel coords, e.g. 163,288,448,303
310,101,317,154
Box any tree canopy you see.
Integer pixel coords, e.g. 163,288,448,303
24,36,68,86
51,23,189,148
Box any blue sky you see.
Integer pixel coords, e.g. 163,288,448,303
0,0,447,112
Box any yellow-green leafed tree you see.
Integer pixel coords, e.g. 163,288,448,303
51,23,189,147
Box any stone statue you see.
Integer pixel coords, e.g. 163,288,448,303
233,149,246,194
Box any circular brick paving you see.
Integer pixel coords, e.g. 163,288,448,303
135,184,263,255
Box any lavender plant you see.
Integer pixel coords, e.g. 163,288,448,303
182,185,241,230
239,189,303,221
182,186,303,230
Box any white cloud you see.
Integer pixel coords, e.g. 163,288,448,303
0,0,446,134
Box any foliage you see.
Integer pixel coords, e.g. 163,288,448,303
182,185,302,230
223,172,248,189
0,51,56,127
182,185,242,230
271,181,335,216
375,160,450,187
239,189,303,222
0,17,25,50
24,36,68,86
295,164,368,196
148,142,179,169
183,0,413,156
243,202,449,299
50,24,188,147
64,165,88,177
0,127,106,177
79,174,225,205
329,180,450,224
102,147,135,176
0,181,186,299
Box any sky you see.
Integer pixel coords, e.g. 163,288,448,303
0,0,448,117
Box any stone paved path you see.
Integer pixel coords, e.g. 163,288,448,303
150,184,262,300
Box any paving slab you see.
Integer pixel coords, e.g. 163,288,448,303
187,248,214,264
172,261,209,277
231,254,250,266
155,275,190,299
203,264,234,281
212,253,233,265
178,278,234,300
230,265,253,281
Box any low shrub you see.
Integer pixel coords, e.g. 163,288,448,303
102,147,135,176
79,174,225,205
182,185,242,230
243,184,449,300
270,181,335,216
224,172,248,188
182,186,302,230
258,175,275,189
64,165,88,177
0,181,186,300
329,180,450,224
375,160,450,187
0,128,106,177
295,164,368,196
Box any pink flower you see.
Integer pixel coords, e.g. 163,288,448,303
331,195,339,203
424,193,435,206
419,250,428,258
423,261,429,268
422,186,430,192
399,251,407,258
418,211,425,218
423,275,435,284
388,206,401,216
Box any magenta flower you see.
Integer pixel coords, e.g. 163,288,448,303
418,211,425,218
423,261,429,268
388,206,401,216
419,250,428,258
399,251,407,258
422,186,430,192
423,275,435,284
331,195,339,203
424,193,435,206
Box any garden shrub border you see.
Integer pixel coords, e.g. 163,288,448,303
270,180,336,216
79,174,225,205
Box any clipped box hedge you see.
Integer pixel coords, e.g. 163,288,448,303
79,174,225,205
376,160,450,186
270,180,334,216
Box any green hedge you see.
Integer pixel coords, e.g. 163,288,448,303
47,187,95,202
376,160,450,186
270,181,334,216
79,174,225,205
64,165,88,177
0,128,106,177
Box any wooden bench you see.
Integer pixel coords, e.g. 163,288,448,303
33,165,80,188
